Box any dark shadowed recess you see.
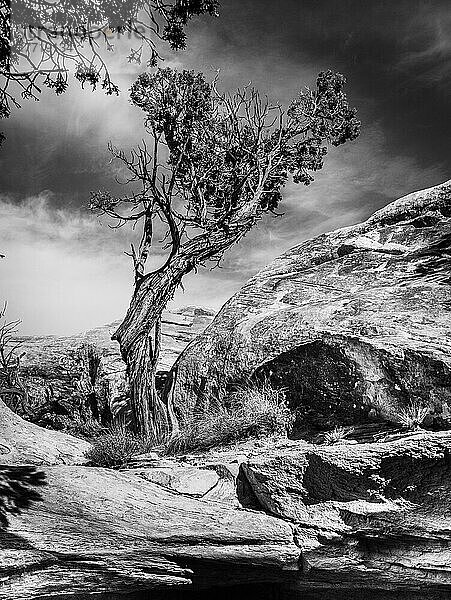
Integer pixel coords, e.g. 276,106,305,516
253,337,451,435
254,342,369,431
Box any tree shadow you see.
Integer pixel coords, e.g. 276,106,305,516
0,465,47,529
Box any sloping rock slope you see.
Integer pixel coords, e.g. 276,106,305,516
0,399,90,465
168,181,451,429
0,405,299,599
14,306,214,426
1,465,299,599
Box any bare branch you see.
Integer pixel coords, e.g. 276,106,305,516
0,303,28,414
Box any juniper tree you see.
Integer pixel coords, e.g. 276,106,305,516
91,67,360,440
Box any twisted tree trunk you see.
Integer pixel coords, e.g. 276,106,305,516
113,266,186,441
113,225,252,440
125,320,165,439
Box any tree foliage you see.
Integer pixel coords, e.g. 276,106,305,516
0,0,219,143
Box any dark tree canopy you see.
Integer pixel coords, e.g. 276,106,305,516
90,67,360,439
0,0,219,144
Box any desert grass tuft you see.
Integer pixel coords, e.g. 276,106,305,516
85,422,152,468
166,381,293,455
396,399,430,431
323,425,354,445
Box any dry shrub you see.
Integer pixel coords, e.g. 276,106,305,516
323,425,354,445
166,381,293,455
85,423,151,468
396,399,430,431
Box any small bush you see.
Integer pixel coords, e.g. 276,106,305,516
85,424,151,468
166,381,293,455
396,400,430,431
323,425,354,445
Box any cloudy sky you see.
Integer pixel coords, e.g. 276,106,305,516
1,0,450,335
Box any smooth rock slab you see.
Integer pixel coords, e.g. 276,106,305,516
127,461,244,507
0,465,299,599
127,465,220,497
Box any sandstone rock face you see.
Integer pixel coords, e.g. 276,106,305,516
14,306,214,427
181,430,451,594
168,181,451,430
242,431,451,594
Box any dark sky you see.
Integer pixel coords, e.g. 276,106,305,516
1,0,450,333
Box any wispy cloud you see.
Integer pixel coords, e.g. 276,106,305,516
0,194,132,334
0,192,129,252
397,4,451,87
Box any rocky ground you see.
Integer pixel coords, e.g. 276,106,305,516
1,402,450,599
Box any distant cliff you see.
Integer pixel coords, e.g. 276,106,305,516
14,306,215,428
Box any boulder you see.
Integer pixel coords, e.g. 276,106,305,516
13,306,215,427
167,181,451,430
241,430,451,593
